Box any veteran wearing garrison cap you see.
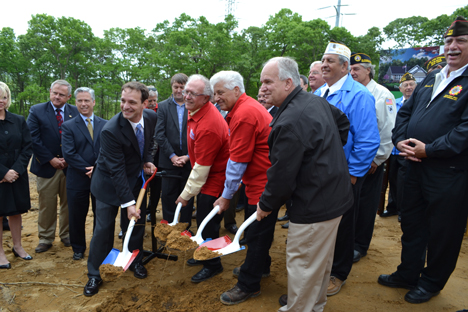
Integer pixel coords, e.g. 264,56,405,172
379,16,468,304
350,53,396,263
425,54,447,73
315,40,379,296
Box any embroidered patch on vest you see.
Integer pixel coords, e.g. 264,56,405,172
449,85,462,96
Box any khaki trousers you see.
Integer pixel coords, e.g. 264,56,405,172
36,169,69,244
279,216,342,312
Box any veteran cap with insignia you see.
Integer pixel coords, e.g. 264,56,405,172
400,72,416,84
324,40,351,60
350,52,372,65
425,55,446,72
444,16,468,38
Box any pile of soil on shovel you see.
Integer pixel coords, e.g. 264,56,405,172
165,231,198,251
193,246,222,260
99,264,124,282
153,222,188,242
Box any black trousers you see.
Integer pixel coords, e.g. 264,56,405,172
394,163,468,293
354,165,384,255
160,167,193,229
87,181,147,279
223,188,238,228
331,176,365,281
67,188,96,254
237,206,279,293
386,155,407,214
196,193,223,270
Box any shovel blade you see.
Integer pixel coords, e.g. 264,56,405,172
102,248,139,272
199,235,232,251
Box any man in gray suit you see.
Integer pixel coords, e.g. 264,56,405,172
155,73,193,230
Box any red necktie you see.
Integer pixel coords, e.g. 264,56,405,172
56,108,63,137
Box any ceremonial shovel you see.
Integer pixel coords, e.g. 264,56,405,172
102,169,157,271
181,205,220,245
194,211,258,260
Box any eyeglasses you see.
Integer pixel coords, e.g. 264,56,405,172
310,71,321,75
182,91,205,98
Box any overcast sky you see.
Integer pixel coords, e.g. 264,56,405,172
1,0,466,41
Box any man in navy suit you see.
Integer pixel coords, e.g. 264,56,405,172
62,87,107,261
84,81,157,297
155,73,193,229
27,80,79,253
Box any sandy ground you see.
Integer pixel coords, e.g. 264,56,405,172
1,172,467,312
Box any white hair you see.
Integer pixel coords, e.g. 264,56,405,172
187,74,213,97
210,71,245,94
310,61,322,70
265,57,301,87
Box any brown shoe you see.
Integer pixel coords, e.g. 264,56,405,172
61,238,71,247
35,243,52,253
220,285,260,305
327,276,346,296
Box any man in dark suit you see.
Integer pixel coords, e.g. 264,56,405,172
27,79,79,253
84,82,157,297
62,87,107,261
155,73,193,229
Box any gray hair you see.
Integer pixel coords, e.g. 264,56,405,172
74,87,95,101
338,55,351,71
147,85,158,98
187,74,213,97
265,57,301,87
51,79,72,96
359,63,376,80
310,61,322,70
210,71,245,94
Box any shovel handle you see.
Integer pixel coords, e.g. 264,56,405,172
194,205,220,242
232,211,258,244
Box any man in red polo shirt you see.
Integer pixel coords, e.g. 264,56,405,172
175,74,230,283
210,70,273,305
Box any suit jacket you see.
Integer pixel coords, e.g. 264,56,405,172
155,96,191,170
61,115,107,191
90,109,157,206
27,101,79,178
269,106,279,117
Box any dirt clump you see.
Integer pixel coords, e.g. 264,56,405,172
99,264,124,282
193,246,222,260
154,222,188,242
166,231,199,251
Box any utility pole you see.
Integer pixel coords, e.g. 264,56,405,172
318,0,355,28
226,0,236,17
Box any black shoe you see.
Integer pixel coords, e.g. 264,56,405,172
187,258,203,266
278,213,289,222
0,263,11,269
235,205,244,212
233,266,270,278
220,285,260,305
404,286,440,303
380,210,398,218
378,274,415,289
84,278,102,297
146,214,151,222
35,243,52,253
129,263,147,279
12,247,33,260
353,250,362,263
191,267,223,283
226,224,238,235
73,252,84,260
281,221,289,229
118,231,123,239
61,237,71,247
279,294,287,306
239,238,247,245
